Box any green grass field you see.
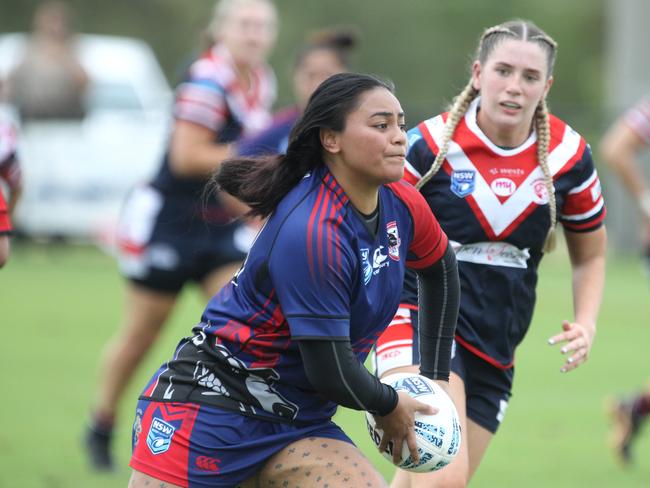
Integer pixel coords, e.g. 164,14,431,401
1,241,648,487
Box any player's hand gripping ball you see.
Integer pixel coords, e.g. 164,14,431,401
366,372,461,472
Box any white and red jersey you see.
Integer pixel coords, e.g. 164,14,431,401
623,97,650,145
398,97,605,368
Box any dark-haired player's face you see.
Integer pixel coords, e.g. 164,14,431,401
471,38,553,146
326,87,407,188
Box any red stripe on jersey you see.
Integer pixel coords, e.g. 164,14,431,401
307,174,349,281
403,169,420,186
562,176,603,218
562,209,606,231
0,193,11,232
246,288,276,326
306,184,326,280
386,180,448,269
118,240,145,256
317,187,331,277
455,334,514,370
249,305,291,369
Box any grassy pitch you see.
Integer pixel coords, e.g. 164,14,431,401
0,242,648,487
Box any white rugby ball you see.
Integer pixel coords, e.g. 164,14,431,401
366,372,461,472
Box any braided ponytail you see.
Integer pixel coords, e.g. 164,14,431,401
416,82,478,190
534,99,557,252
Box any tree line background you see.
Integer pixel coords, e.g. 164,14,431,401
0,0,606,139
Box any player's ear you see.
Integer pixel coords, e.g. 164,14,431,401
543,75,554,98
320,128,341,155
471,60,482,91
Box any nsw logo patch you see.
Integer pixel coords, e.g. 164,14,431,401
147,417,176,455
450,170,476,198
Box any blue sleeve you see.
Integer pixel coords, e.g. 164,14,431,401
268,215,355,340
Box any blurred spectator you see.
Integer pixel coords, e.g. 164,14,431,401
600,97,650,464
238,26,359,157
84,0,278,472
7,1,89,120
0,111,22,267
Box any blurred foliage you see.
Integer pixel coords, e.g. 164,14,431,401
0,0,605,138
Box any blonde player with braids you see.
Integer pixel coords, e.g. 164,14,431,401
374,19,607,486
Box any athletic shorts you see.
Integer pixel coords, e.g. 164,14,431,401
373,307,513,434
116,185,255,293
130,399,352,488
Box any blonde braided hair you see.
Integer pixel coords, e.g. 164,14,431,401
416,82,478,190
417,19,559,252
534,99,557,251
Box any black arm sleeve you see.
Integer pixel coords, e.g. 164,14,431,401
298,339,398,416
416,242,460,382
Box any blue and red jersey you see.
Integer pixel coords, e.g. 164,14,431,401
396,97,605,369
142,165,447,423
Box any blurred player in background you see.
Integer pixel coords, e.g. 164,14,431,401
7,1,89,120
238,26,358,156
85,0,278,471
600,97,650,464
128,72,460,488
374,19,607,487
0,113,22,266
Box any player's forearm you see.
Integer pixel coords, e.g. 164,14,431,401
299,339,398,415
168,120,234,177
568,228,607,331
416,243,459,382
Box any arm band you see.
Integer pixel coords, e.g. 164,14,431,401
416,242,460,382
298,339,398,416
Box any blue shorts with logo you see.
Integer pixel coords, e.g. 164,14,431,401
130,398,353,488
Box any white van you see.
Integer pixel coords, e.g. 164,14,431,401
0,33,172,242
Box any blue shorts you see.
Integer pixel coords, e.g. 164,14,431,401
130,399,353,488
116,185,251,293
374,308,512,434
